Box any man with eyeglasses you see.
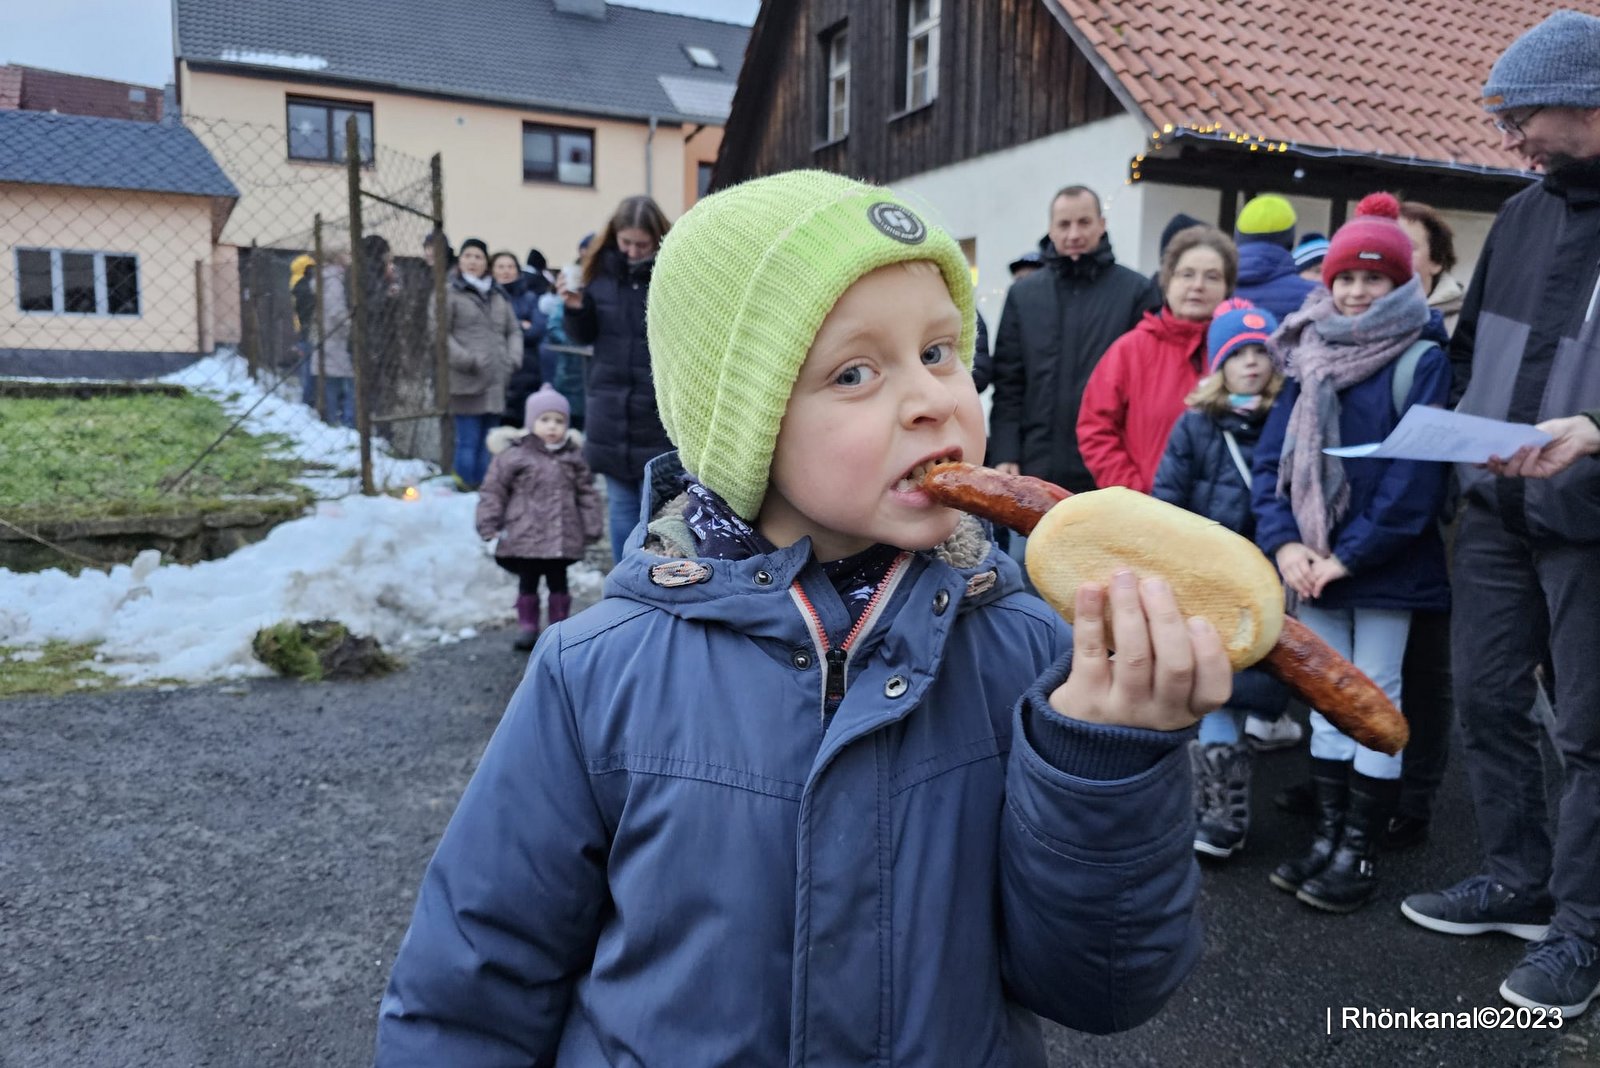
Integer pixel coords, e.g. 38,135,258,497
1399,10,1600,1021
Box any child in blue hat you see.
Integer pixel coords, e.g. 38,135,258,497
1154,301,1290,860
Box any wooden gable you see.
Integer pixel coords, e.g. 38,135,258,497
716,0,1124,188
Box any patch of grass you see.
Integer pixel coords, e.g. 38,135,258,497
0,393,310,524
252,620,399,682
0,642,113,698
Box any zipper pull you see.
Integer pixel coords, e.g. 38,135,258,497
824,647,848,706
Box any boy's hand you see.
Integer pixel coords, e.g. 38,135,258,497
1048,570,1231,732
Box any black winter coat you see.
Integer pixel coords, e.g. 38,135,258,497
989,237,1162,492
1152,407,1267,538
567,249,671,483
1452,155,1600,544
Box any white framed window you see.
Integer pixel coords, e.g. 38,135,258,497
14,248,141,317
826,26,850,141
906,0,940,110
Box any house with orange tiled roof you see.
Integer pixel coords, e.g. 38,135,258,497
716,0,1591,327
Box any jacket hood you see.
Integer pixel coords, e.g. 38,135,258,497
1235,242,1299,287
1545,154,1600,204
1137,307,1212,347
602,453,1026,639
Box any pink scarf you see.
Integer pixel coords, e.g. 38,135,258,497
1274,279,1430,555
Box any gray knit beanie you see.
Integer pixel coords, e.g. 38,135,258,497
1482,11,1600,113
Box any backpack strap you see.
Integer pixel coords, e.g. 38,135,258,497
1221,429,1252,486
1390,340,1436,416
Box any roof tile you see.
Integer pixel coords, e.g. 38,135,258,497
1053,0,1600,172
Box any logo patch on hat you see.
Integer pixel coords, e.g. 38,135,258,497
1359,251,1383,261
867,202,927,245
1243,313,1267,329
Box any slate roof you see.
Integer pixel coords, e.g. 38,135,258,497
175,0,751,124
1047,0,1600,175
0,110,239,198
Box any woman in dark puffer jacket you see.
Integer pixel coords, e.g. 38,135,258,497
559,196,672,565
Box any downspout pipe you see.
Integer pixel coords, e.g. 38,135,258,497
645,115,658,197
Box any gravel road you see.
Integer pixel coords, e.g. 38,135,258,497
3,622,1595,1067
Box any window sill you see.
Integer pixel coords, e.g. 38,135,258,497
811,136,848,153
887,101,936,125
522,176,596,189
288,156,375,170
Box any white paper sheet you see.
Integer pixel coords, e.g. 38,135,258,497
1323,405,1552,463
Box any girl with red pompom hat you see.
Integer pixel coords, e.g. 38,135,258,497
1251,192,1454,914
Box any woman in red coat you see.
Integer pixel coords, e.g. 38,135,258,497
1078,226,1238,492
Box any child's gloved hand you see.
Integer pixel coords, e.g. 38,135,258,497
1047,570,1231,732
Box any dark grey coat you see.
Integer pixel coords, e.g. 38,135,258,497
1451,156,1600,544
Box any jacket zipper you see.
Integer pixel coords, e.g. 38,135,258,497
789,552,910,728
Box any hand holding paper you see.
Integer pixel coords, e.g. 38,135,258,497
1324,406,1551,464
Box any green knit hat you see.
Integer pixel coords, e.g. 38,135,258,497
648,169,976,520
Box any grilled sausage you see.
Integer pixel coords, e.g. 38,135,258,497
922,461,1409,754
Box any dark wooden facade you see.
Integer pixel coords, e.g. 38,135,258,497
715,0,1124,189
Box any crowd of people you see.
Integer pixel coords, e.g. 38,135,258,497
365,12,1600,1062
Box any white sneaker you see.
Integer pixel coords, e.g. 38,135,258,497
1244,714,1304,752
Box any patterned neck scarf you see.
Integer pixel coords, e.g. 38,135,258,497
1274,278,1430,555
680,479,899,633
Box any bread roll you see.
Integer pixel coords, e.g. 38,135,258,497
1026,487,1284,672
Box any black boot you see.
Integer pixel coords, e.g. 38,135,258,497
1297,772,1400,913
1269,758,1347,894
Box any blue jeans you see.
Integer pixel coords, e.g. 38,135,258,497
452,414,494,488
295,341,316,405
316,375,355,428
1298,603,1411,779
605,475,643,566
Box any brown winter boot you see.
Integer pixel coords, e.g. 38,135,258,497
514,594,540,651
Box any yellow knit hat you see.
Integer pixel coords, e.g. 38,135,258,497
647,170,975,520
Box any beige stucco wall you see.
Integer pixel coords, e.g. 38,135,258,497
181,67,717,262
0,183,216,354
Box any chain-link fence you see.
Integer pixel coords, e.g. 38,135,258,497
1,111,451,514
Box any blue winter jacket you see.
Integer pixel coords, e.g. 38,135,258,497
1234,243,1317,321
1251,327,1453,613
1153,408,1267,539
376,455,1204,1066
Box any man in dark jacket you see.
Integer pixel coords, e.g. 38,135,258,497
1400,10,1600,1021
989,186,1160,497
1233,194,1317,319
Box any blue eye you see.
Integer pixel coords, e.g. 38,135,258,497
834,363,875,387
922,344,952,366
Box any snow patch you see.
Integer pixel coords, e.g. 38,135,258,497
0,485,607,685
219,49,330,71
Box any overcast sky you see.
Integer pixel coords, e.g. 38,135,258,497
0,0,760,87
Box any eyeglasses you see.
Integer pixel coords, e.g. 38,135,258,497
1493,106,1545,138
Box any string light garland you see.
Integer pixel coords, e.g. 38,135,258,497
1126,121,1531,186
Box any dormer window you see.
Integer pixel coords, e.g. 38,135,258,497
684,45,720,70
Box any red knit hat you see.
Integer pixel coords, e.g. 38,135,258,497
1322,193,1414,289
